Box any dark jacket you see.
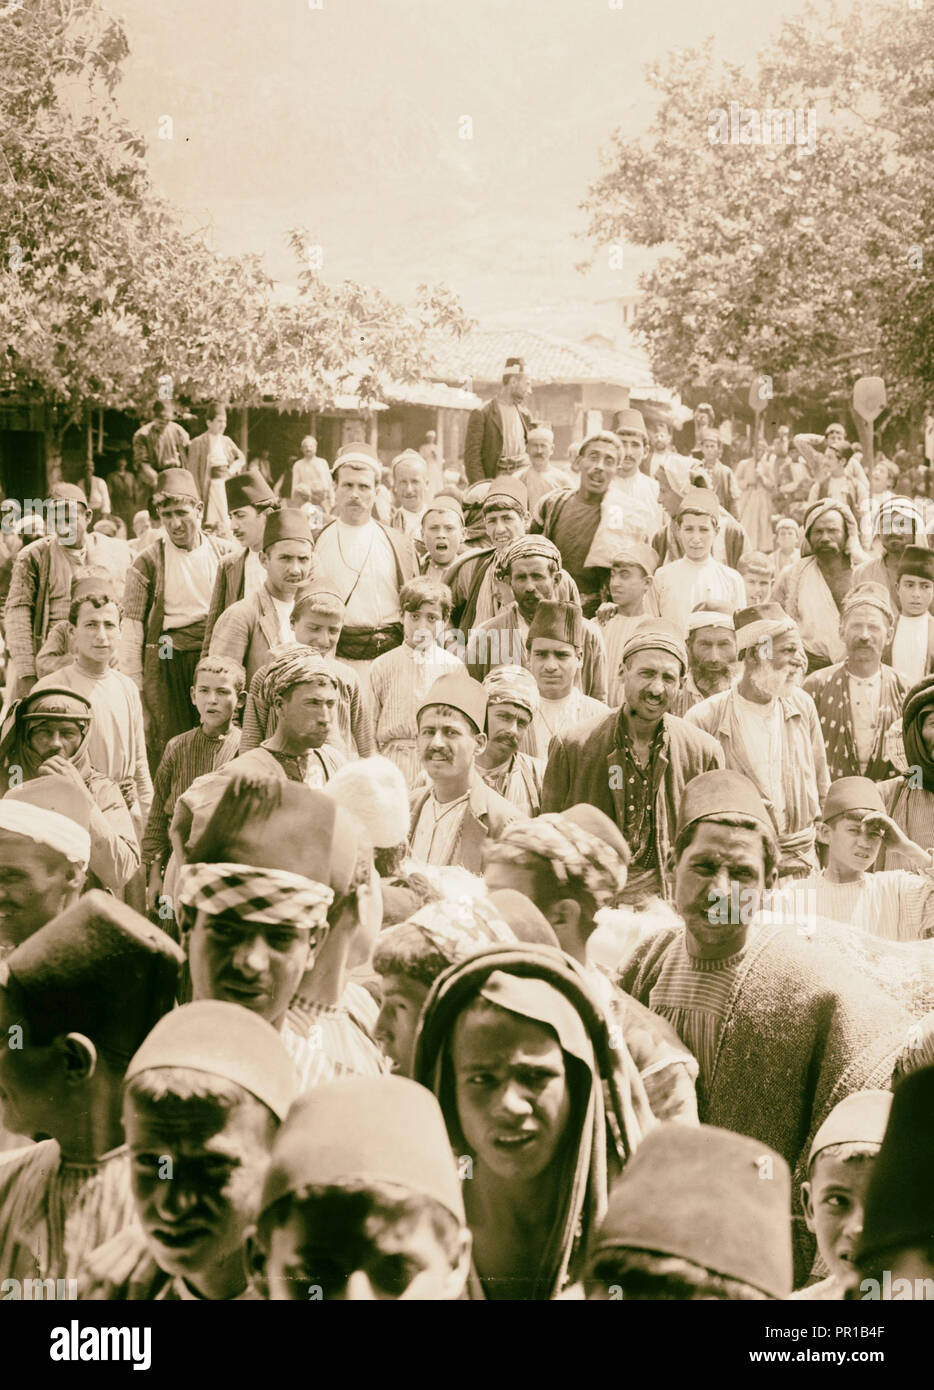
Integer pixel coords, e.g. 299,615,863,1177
464,398,531,484
203,549,248,651
408,775,520,874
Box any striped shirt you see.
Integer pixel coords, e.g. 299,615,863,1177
782,869,934,942
646,937,746,1094
142,724,241,865
478,751,544,816
282,984,389,1090
367,641,465,787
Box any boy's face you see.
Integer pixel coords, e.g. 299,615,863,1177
292,611,342,656
260,1191,466,1300
483,507,525,549
374,973,429,1076
404,601,445,651
609,562,649,610
678,513,716,561
126,1093,274,1287
743,572,772,606
802,1150,875,1283
71,600,120,665
188,911,313,1028
898,574,934,617
191,671,241,730
422,511,462,566
820,812,885,876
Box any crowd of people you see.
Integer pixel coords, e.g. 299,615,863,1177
0,357,932,1303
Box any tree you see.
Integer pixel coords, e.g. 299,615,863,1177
581,1,934,430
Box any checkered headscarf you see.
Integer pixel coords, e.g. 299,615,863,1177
177,863,334,933
494,535,562,583
486,814,629,909
406,896,516,962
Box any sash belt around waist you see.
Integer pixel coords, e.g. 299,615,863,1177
337,624,403,661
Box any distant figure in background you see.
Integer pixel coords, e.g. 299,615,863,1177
289,435,331,503
519,426,567,508
186,402,245,537
85,472,111,520
389,451,431,538
107,457,139,535
132,400,190,485
419,429,444,498
464,357,532,484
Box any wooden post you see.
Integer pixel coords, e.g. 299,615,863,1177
240,406,249,458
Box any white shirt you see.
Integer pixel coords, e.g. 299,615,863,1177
396,506,426,537
163,537,220,630
891,614,928,687
243,547,266,599
529,688,609,760
269,593,294,646
847,669,882,773
313,520,401,628
410,790,471,866
652,556,746,632
498,401,525,458
734,690,785,829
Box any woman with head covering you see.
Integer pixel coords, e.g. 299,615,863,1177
877,676,934,870
413,944,654,1299
0,689,139,894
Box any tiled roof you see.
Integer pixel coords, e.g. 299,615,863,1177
428,327,657,390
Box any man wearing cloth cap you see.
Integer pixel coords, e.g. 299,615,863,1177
0,689,140,895
120,468,236,767
83,1001,296,1300
670,602,738,718
852,496,929,610
208,509,315,684
466,533,608,700
686,604,827,878
604,408,663,536
419,493,465,583
252,1076,471,1299
475,665,545,815
518,424,567,509
533,431,624,619
5,483,130,703
0,775,90,959
583,1125,792,1300
410,671,520,873
464,357,532,485
203,468,280,649
388,450,431,538
524,600,609,760
445,475,533,631
650,486,745,631
772,498,865,673
185,401,245,536
0,892,184,1285
312,447,418,676
542,617,723,902
601,540,658,705
803,582,907,782
620,768,917,1281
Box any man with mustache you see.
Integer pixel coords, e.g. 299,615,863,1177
532,431,623,619
475,666,544,815
203,469,280,649
773,499,865,674
803,583,907,782
685,604,829,879
389,451,431,538
671,603,738,717
518,425,567,509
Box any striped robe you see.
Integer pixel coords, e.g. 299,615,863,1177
803,661,906,782
367,640,465,787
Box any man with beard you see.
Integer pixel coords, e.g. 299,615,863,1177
466,535,607,699
804,583,907,782
542,618,723,903
475,666,544,815
685,605,827,879
773,499,865,674
533,432,623,618
852,497,929,611
671,603,738,717
618,769,916,1283
203,470,280,649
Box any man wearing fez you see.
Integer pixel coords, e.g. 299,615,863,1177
803,583,907,783
685,604,827,879
467,534,608,700
0,892,184,1284
445,475,530,632
670,603,738,718
203,468,280,649
208,509,315,684
0,776,90,958
619,769,916,1282
120,468,236,767
532,431,623,619
542,618,723,903
524,600,609,760
410,671,520,873
312,446,418,677
772,498,864,673
464,357,532,485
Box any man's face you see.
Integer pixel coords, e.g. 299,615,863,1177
507,373,532,405
842,605,889,665
897,574,934,617
229,504,267,550
207,411,227,436
52,500,88,548
743,571,772,606
621,650,683,720
0,991,64,1137
276,681,338,748
374,973,429,1076
303,439,317,458
334,466,376,524
652,425,671,453
700,436,720,465
674,821,766,948
609,562,649,610
617,432,645,478
483,507,525,549
509,558,557,623
821,812,885,878
677,512,716,561
484,701,532,765
527,436,553,467
261,540,314,595
775,523,797,549
802,1152,874,1284
529,637,580,701
825,425,846,449
71,601,121,667
453,1002,571,1182
694,408,713,431
746,630,806,698
403,601,446,652
0,832,76,952
292,612,342,656
25,717,84,764
578,442,619,497
422,512,462,566
158,498,202,550
417,705,482,785
191,671,240,730
809,513,846,557
393,462,428,512
126,1094,274,1286
689,627,737,687
188,910,312,1027
261,1191,466,1300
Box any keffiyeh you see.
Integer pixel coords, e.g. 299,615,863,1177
494,535,562,583
177,862,334,931
487,814,629,909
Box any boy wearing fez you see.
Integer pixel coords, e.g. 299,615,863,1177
0,893,183,1284
888,546,934,686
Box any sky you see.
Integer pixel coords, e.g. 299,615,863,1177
109,0,816,324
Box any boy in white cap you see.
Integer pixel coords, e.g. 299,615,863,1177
650,486,745,631
251,1076,471,1300
793,1090,893,1300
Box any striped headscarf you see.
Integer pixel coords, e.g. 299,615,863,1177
261,649,339,706
486,813,629,909
494,534,562,583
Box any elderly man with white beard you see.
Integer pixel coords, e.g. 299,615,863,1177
684,604,830,880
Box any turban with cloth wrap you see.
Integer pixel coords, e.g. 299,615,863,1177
493,533,562,583
485,810,630,910
900,675,934,794
620,617,687,672
482,664,539,715
177,862,333,936
801,498,861,558
733,603,796,655
260,649,339,706
0,776,91,869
